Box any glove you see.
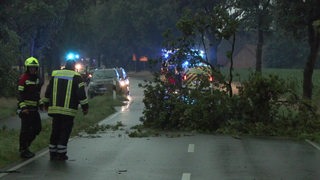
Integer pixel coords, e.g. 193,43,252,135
39,103,49,111
82,109,88,115
21,109,29,114
39,104,44,111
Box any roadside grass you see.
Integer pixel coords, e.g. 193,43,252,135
0,94,125,169
221,68,320,104
0,98,17,121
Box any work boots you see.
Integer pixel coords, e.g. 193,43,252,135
50,152,68,161
50,152,57,160
20,149,35,159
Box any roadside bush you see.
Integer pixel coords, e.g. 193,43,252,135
0,68,19,97
141,72,320,140
237,73,287,123
140,78,232,131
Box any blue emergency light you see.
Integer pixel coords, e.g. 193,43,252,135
66,52,79,61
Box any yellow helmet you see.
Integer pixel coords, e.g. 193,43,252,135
25,57,39,67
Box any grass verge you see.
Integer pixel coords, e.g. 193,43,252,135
0,98,17,121
0,94,125,169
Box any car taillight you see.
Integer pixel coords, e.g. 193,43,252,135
183,75,187,80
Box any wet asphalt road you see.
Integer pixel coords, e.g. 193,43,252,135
1,73,320,180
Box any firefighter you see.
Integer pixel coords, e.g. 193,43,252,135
42,59,89,161
17,56,43,158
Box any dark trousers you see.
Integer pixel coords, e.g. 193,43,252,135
49,115,74,155
19,111,41,151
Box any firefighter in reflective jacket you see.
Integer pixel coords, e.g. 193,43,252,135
17,57,43,158
42,59,89,161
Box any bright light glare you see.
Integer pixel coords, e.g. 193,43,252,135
66,53,75,60
119,80,126,87
66,52,80,60
75,63,82,71
162,49,174,59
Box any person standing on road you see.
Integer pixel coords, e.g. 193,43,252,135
42,59,89,161
17,57,43,158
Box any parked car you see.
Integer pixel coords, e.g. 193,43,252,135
115,67,130,95
87,68,120,98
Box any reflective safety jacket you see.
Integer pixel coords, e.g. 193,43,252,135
17,73,42,111
42,69,89,117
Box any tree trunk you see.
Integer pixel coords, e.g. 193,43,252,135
228,33,236,97
205,31,220,66
303,24,320,99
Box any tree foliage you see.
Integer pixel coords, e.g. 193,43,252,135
274,0,320,99
87,0,178,68
1,0,320,101
233,0,273,72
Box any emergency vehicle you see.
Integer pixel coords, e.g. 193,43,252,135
160,48,214,91
182,63,213,90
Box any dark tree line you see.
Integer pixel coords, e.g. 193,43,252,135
0,0,319,99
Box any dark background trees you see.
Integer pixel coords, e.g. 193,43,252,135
274,0,320,99
0,0,319,98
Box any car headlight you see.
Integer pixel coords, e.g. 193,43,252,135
119,80,126,87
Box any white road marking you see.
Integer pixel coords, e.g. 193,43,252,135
188,144,195,153
182,173,191,180
306,139,320,150
0,134,80,178
0,150,48,178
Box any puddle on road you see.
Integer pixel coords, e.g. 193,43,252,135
121,95,132,112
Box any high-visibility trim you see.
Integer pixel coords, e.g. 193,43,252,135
39,99,44,105
183,66,212,88
79,82,85,88
24,100,38,106
48,106,78,117
19,102,26,108
49,144,57,152
42,97,49,103
18,85,24,91
57,145,67,153
80,98,88,105
64,80,73,108
53,78,58,106
25,80,39,85
52,69,79,78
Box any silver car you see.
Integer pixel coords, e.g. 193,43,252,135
87,68,120,98
115,67,130,95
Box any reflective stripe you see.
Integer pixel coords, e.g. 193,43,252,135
80,98,88,105
48,106,78,117
183,67,212,88
53,78,58,106
52,70,79,78
18,85,24,91
49,144,57,153
57,145,67,153
24,100,38,106
64,80,73,108
25,80,39,85
19,100,37,108
79,82,85,88
42,97,49,103
19,102,26,108
39,99,44,105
